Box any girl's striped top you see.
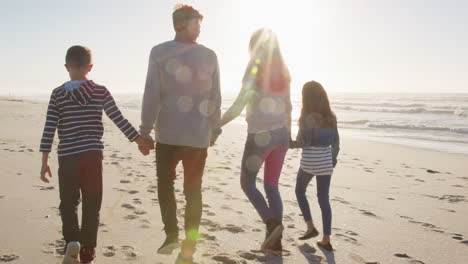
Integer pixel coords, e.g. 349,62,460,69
40,80,139,156
300,146,334,176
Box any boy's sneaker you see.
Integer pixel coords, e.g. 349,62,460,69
62,241,80,264
79,247,95,264
261,218,284,250
157,236,179,255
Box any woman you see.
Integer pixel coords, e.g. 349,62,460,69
219,28,292,253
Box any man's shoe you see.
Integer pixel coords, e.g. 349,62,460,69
157,236,179,255
79,246,95,264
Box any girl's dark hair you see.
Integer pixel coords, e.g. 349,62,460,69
299,81,337,128
244,28,290,95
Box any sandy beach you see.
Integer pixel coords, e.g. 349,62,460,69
1,97,467,264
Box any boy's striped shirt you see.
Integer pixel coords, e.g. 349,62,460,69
40,80,139,156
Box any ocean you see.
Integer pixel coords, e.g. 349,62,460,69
28,92,468,155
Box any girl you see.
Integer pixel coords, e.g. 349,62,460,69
219,28,292,253
290,81,340,251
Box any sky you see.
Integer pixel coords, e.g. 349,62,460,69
1,0,467,96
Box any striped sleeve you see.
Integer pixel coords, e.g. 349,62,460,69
103,91,139,141
40,93,59,152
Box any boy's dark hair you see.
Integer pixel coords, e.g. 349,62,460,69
172,4,203,32
65,45,92,68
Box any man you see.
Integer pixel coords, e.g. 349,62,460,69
139,4,221,264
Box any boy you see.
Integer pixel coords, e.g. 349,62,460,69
39,45,151,264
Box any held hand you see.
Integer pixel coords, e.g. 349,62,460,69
138,145,150,156
135,136,155,153
40,165,52,183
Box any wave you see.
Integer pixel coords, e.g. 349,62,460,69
333,102,426,108
334,106,468,116
367,123,468,135
340,120,370,125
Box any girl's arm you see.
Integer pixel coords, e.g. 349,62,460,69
332,127,340,167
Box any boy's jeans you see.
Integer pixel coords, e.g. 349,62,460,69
155,142,207,241
58,150,103,248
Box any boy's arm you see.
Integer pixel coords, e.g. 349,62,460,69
40,152,52,183
103,90,140,142
209,55,222,145
140,47,161,142
40,93,59,152
39,93,58,182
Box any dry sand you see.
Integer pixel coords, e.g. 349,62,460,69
1,97,467,264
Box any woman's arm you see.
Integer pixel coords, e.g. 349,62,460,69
219,81,254,127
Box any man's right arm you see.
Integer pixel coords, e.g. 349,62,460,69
140,47,161,142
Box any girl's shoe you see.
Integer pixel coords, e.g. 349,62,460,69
317,241,334,251
62,241,80,264
298,227,319,240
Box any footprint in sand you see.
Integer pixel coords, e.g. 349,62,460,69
238,251,259,261
0,254,20,262
43,239,66,256
336,233,359,244
223,224,245,234
359,209,377,217
394,253,411,258
34,186,55,191
331,196,351,205
212,254,246,263
121,203,136,210
134,209,147,215
125,214,139,220
103,246,117,257
121,246,137,260
409,260,425,264
452,233,464,241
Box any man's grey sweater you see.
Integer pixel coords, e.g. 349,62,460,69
140,41,221,148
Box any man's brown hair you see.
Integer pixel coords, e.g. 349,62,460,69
172,4,203,32
65,45,92,68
